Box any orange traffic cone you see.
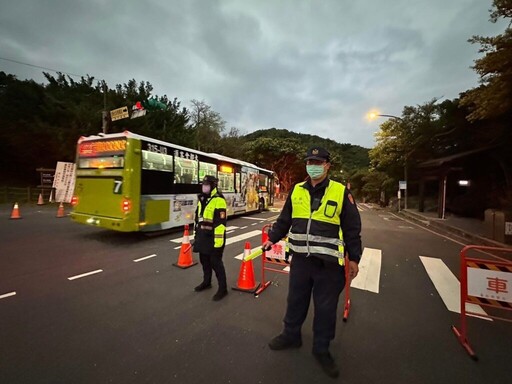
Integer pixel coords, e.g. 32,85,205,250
173,224,198,269
9,202,22,219
37,193,44,205
232,242,260,293
56,202,65,218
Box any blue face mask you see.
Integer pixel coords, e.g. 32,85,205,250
306,164,325,179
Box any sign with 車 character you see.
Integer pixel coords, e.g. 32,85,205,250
467,266,512,304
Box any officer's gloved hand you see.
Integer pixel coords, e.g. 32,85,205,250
262,240,273,252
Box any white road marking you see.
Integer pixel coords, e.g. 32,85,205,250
398,226,415,229
240,226,248,229
169,226,239,243
350,248,382,293
241,216,266,221
134,254,157,262
419,256,490,320
0,291,16,300
226,230,261,246
267,215,279,221
251,222,258,225
68,269,103,281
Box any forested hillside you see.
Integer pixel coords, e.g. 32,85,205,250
0,71,369,193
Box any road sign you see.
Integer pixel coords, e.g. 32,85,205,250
131,109,147,119
110,106,129,121
399,180,407,190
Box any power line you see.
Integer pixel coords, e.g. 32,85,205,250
0,57,84,78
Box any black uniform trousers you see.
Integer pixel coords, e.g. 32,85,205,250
282,255,346,353
199,252,227,291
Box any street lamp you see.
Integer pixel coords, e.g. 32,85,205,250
367,112,409,210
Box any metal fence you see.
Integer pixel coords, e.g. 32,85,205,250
0,186,53,204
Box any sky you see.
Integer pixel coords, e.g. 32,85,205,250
0,0,507,148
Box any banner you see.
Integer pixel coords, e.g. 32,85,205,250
52,162,76,203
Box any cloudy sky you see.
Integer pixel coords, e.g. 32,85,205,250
0,0,507,148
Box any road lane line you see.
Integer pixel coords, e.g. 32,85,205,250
226,230,261,246
169,226,239,243
351,248,382,293
240,226,248,229
419,256,490,320
68,269,103,281
241,217,266,221
134,254,157,262
0,291,16,300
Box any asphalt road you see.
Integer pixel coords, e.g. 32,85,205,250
0,203,510,384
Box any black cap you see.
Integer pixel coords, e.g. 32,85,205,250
304,146,330,162
202,175,218,185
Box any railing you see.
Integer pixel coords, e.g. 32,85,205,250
0,186,53,204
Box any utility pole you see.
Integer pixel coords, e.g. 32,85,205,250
102,81,108,134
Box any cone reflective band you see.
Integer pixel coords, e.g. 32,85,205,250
243,248,264,261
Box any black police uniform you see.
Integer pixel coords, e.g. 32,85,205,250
193,176,228,300
267,147,362,353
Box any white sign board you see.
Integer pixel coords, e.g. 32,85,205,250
266,240,289,260
399,180,407,190
505,222,512,236
52,162,76,203
110,106,129,121
467,267,512,304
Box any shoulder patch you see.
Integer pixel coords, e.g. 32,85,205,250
347,194,355,205
220,211,226,219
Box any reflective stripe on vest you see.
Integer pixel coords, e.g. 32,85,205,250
289,180,345,265
198,188,227,249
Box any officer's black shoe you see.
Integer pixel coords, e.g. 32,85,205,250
313,351,339,379
268,334,302,350
194,282,212,292
212,289,228,301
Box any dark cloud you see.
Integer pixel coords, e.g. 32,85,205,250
0,0,507,147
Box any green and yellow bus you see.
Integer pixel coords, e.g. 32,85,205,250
70,131,274,232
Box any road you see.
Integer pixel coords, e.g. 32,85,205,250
0,203,510,384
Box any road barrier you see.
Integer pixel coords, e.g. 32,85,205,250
255,224,352,320
451,245,512,360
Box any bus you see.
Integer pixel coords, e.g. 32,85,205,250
70,131,274,232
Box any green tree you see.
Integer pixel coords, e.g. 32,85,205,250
461,0,512,121
189,99,225,152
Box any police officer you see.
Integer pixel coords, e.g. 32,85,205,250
262,146,362,378
193,175,228,301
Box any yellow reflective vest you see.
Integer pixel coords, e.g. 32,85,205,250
193,188,227,254
288,180,345,265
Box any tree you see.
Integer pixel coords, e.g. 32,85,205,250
242,137,307,192
189,99,225,152
461,0,512,121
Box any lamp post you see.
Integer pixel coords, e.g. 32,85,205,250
368,112,409,210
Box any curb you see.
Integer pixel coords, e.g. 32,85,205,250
399,210,507,248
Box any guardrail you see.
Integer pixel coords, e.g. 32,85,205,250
0,186,53,204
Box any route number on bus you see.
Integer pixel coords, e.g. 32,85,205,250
113,179,123,194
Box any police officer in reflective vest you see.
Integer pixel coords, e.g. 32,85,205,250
262,146,362,378
193,175,228,301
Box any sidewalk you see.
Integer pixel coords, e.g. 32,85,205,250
399,208,510,248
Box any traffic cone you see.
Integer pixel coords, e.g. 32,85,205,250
9,202,22,220
56,202,65,218
173,224,198,269
37,193,44,205
232,242,260,293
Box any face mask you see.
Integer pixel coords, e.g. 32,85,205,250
202,184,211,194
306,164,325,180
